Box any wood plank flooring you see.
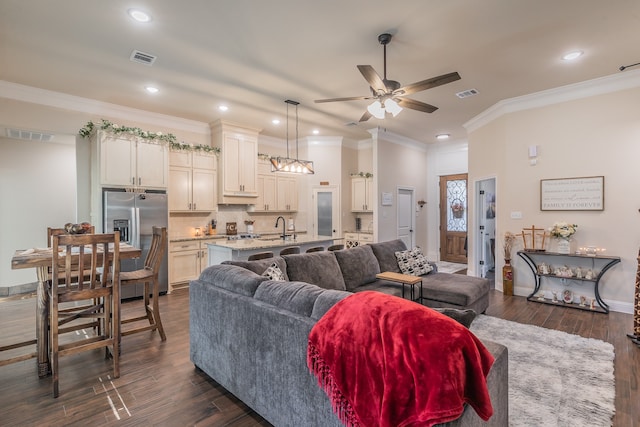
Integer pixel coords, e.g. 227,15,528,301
1,289,638,426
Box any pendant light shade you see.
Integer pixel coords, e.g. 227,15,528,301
271,100,315,174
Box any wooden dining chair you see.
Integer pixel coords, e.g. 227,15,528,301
306,246,325,253
280,246,301,256
48,231,120,398
119,226,167,341
327,244,345,251
248,251,274,261
47,226,95,247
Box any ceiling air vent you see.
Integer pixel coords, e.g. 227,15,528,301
6,128,54,142
456,88,479,99
344,121,358,127
130,50,157,66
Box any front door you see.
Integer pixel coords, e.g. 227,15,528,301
439,174,468,263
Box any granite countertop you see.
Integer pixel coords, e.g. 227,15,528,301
209,235,340,251
343,230,373,234
170,230,308,243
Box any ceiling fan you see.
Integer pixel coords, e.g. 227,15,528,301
315,33,461,122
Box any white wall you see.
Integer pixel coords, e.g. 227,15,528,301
468,83,640,313
0,137,77,286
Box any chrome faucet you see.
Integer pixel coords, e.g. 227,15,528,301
275,216,286,240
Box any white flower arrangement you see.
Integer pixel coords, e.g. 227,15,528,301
549,222,578,240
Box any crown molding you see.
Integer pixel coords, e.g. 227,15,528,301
368,126,427,152
464,69,640,133
0,80,210,135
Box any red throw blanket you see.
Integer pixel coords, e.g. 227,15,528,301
307,291,494,427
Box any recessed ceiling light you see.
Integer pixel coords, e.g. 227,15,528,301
145,86,159,94
272,119,280,125
218,105,229,112
436,134,450,140
562,50,583,61
312,129,319,135
128,9,151,23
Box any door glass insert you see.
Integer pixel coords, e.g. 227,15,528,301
317,192,332,236
447,179,467,232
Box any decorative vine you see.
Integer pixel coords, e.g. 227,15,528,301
78,119,220,155
350,172,373,178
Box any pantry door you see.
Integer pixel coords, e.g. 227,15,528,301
439,174,468,263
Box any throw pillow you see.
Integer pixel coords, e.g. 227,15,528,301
433,308,477,328
395,247,433,276
262,263,285,281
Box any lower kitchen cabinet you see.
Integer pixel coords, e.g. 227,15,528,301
344,232,374,248
169,239,215,290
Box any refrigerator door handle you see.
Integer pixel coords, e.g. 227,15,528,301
131,207,139,248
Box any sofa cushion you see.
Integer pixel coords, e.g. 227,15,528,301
310,290,350,320
423,273,490,307
262,263,286,281
254,280,325,317
198,264,267,297
333,245,381,291
395,247,433,276
222,256,289,281
283,251,347,291
432,308,477,328
369,239,408,273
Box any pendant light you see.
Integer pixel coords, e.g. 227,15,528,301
270,99,315,174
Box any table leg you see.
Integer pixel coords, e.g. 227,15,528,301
35,266,50,377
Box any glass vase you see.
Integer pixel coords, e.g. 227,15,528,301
556,238,571,254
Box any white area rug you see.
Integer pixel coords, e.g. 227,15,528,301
436,261,467,274
470,315,615,427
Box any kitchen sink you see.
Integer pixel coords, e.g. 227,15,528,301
258,237,285,241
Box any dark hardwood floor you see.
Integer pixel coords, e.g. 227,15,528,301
1,288,638,426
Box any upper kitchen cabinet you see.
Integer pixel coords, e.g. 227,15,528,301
210,120,260,204
97,132,168,189
169,149,217,212
254,159,298,212
351,176,373,212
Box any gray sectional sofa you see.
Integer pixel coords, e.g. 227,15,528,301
190,239,507,426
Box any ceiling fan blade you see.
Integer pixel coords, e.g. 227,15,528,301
357,65,387,93
315,96,371,103
359,110,372,122
396,98,438,113
395,72,461,96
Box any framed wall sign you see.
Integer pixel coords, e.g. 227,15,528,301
540,176,604,211
381,192,393,206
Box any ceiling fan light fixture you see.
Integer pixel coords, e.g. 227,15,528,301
385,98,403,117
367,100,386,119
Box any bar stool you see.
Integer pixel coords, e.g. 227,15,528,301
119,226,167,341
248,251,274,261
327,244,345,251
280,246,301,256
306,246,324,253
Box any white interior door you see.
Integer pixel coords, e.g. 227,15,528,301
397,187,415,248
313,186,340,238
475,178,496,278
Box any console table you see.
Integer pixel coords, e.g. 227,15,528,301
517,250,621,314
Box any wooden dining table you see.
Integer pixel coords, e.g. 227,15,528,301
9,242,141,377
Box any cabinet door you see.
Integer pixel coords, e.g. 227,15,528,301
277,176,298,211
192,152,216,170
238,136,258,194
169,150,192,168
221,134,242,194
101,137,135,186
365,177,373,211
192,168,216,211
170,250,201,284
351,177,368,211
256,174,277,211
137,142,168,188
168,167,192,211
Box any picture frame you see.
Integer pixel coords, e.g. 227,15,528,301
540,176,604,211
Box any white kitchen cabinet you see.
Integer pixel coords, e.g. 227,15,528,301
169,239,215,290
99,134,168,189
169,150,217,212
344,232,374,248
254,158,298,212
351,177,373,212
211,120,260,203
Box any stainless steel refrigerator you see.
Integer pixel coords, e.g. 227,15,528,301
103,189,168,299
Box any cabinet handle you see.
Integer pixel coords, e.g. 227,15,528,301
193,203,196,210
132,177,135,185
138,177,141,186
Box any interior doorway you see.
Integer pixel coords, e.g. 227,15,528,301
475,178,497,278
397,187,415,248
312,186,340,238
439,173,468,263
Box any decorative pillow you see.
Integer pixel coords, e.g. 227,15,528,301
433,308,477,328
262,263,286,281
395,246,433,276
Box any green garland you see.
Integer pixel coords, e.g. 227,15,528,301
78,119,220,155
351,172,373,178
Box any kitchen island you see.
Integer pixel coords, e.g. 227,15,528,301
207,236,341,265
